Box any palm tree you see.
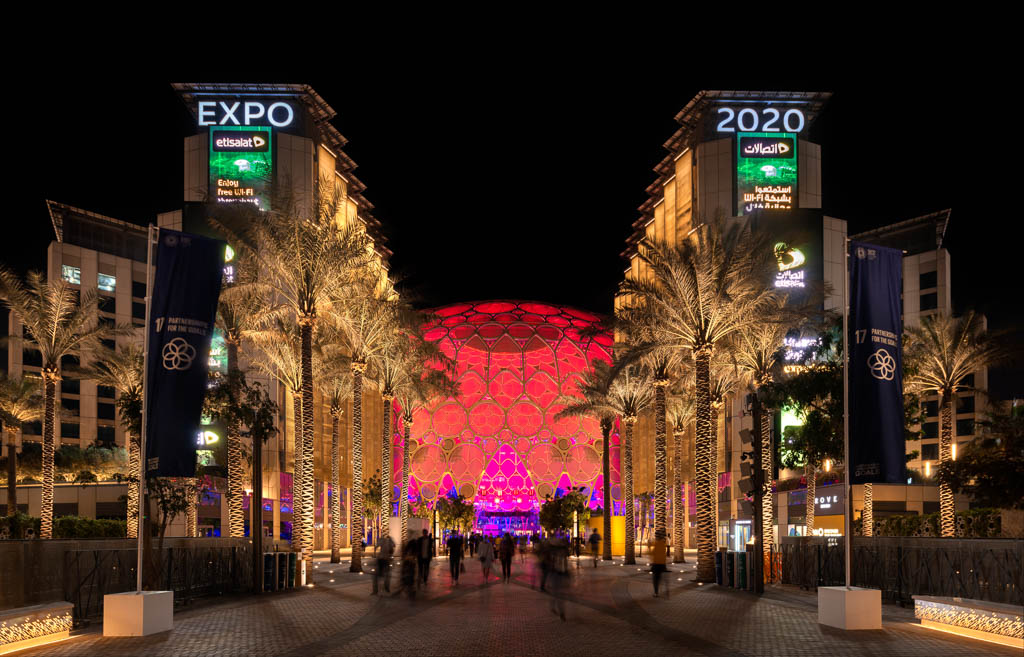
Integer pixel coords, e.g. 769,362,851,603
317,357,351,564
328,275,404,572
667,388,694,563
559,360,652,564
374,317,455,549
215,282,265,539
555,360,617,561
0,374,43,516
729,306,790,559
619,217,779,580
0,268,127,538
82,344,143,537
214,179,372,569
243,318,306,551
904,312,1002,537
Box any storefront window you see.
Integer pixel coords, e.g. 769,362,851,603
61,265,81,285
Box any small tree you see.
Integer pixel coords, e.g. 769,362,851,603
364,470,383,546
0,374,43,516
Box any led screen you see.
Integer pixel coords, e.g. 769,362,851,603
737,132,797,215
209,126,272,208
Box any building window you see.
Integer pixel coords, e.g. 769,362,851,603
97,385,116,399
98,295,116,314
101,338,116,352
919,270,937,290
920,292,938,311
61,422,80,439
132,280,146,299
61,265,81,285
921,443,939,460
956,396,975,414
96,425,116,447
61,354,80,370
962,373,975,388
922,400,938,417
132,302,146,320
62,378,80,395
97,402,116,420
98,273,116,292
922,422,938,439
956,419,974,436
61,398,80,415
22,348,42,368
22,421,42,436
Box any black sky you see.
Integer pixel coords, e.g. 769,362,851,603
6,42,1021,396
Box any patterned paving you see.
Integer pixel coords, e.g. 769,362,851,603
15,551,1019,657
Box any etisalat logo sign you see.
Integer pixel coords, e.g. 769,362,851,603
737,133,797,215
774,241,806,289
209,126,272,208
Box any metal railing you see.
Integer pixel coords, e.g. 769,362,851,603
776,537,1023,606
63,543,252,623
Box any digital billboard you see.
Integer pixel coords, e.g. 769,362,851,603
737,132,797,215
209,126,272,208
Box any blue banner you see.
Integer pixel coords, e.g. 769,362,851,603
848,241,904,484
145,229,225,477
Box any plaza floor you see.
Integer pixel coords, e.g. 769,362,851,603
18,550,1019,657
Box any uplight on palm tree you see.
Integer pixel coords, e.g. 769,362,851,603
83,344,143,537
0,268,128,538
905,312,1001,537
619,217,779,580
0,374,43,516
667,387,694,563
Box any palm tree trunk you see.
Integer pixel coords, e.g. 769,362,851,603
41,376,56,539
252,428,264,593
654,381,668,536
601,419,612,560
862,483,873,536
757,398,774,559
299,320,315,565
127,434,139,538
805,463,815,535
381,396,392,542
291,392,304,554
623,418,636,565
938,396,955,537
186,480,198,537
401,417,411,551
672,429,685,563
694,348,714,581
6,429,17,516
330,410,341,563
226,341,244,538
350,364,365,572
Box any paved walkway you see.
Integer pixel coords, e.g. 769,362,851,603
19,550,1019,657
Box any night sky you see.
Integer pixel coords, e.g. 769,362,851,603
7,48,1020,397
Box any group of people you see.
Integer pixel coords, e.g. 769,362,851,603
372,528,436,598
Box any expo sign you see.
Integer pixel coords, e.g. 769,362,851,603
198,101,295,127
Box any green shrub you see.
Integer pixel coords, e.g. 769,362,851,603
0,512,41,539
53,515,126,538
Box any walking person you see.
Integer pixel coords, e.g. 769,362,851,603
372,533,395,594
518,534,528,563
417,529,434,588
649,529,669,597
478,534,495,582
499,532,515,583
547,533,570,621
447,531,465,585
399,534,418,601
588,528,601,567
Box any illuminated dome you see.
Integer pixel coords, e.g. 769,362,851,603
395,301,618,525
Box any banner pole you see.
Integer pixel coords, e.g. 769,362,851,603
842,237,852,590
137,225,158,594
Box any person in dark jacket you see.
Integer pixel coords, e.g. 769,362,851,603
447,532,465,585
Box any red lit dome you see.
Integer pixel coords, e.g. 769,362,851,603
396,301,618,518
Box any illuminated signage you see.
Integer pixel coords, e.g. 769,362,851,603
209,126,272,208
774,242,806,288
737,132,797,215
198,100,295,127
197,430,220,446
715,106,806,134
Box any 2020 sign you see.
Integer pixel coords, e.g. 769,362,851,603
716,107,805,133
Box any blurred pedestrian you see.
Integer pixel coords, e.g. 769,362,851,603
499,533,515,582
548,533,570,620
447,531,465,585
417,529,434,588
372,533,395,594
399,534,418,601
588,528,601,567
518,534,528,563
478,534,495,582
537,535,550,591
649,529,668,597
